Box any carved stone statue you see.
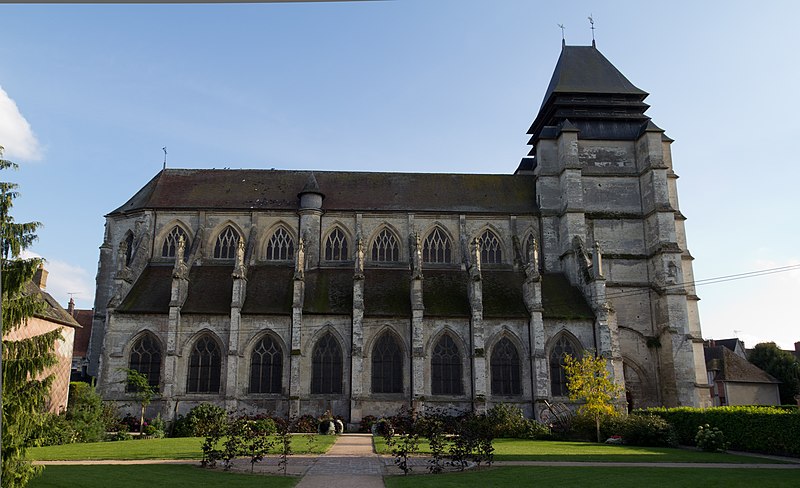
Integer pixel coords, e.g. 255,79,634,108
172,235,188,279
468,237,482,281
524,237,540,283
411,232,423,279
233,238,246,278
355,237,365,278
294,237,305,279
592,240,604,279
117,240,128,272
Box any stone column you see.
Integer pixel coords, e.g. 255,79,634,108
350,238,366,425
522,241,548,419
467,238,487,413
289,240,306,418
409,233,425,409
226,239,248,411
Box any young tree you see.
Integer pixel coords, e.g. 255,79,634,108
2,147,60,487
563,353,623,443
748,342,800,405
120,368,157,434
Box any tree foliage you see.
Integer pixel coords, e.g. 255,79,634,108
748,342,800,405
563,353,623,442
120,368,158,434
2,147,59,488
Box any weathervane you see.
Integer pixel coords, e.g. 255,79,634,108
162,146,167,170
558,23,565,47
588,15,596,47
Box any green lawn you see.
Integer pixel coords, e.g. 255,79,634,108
29,435,335,461
373,437,783,464
385,466,800,488
29,464,297,488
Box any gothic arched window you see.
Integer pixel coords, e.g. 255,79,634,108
213,225,240,260
266,227,295,261
423,227,452,264
250,336,283,394
431,334,463,395
128,333,161,390
371,228,400,262
187,335,221,393
161,226,189,259
371,333,403,393
524,234,535,262
479,230,502,264
550,335,580,397
491,338,521,395
324,227,349,261
311,333,343,394
124,233,134,266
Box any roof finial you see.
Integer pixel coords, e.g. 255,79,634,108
558,23,565,47
588,14,596,47
162,146,168,170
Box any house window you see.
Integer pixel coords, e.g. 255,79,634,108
491,338,521,395
187,335,221,393
371,228,399,262
213,226,239,260
550,335,579,397
479,230,502,264
431,334,463,395
371,333,403,393
423,227,452,264
311,333,343,394
161,226,189,259
324,228,348,261
266,227,295,261
250,336,282,394
128,333,161,390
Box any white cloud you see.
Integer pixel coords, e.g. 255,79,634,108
21,250,94,309
0,86,42,161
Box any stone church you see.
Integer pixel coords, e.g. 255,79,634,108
90,43,711,423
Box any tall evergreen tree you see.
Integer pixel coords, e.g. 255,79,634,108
1,147,60,488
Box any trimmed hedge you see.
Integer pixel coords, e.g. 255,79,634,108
640,406,800,457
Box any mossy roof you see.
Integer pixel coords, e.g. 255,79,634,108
242,265,294,315
109,169,538,216
364,268,411,317
482,269,528,318
117,265,172,314
541,273,594,320
302,268,353,315
422,270,470,317
24,281,81,328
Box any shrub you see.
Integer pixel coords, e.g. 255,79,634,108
486,403,527,438
695,424,729,452
65,382,106,443
359,415,377,433
521,419,553,440
143,414,166,438
618,414,675,447
33,413,78,446
176,403,226,437
642,406,800,456
108,430,133,442
294,415,318,433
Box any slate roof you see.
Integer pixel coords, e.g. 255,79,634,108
525,45,653,158
705,346,780,384
115,265,593,322
22,281,81,328
109,169,538,216
541,273,594,320
539,45,646,109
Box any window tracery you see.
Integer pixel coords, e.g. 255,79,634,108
371,228,400,262
162,226,189,259
213,225,239,260
371,333,403,393
431,334,463,395
324,227,349,261
423,227,452,264
250,336,282,394
479,230,502,264
266,227,295,261
128,333,161,390
311,333,343,394
187,335,221,393
491,337,521,395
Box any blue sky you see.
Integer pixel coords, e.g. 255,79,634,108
1,0,798,350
